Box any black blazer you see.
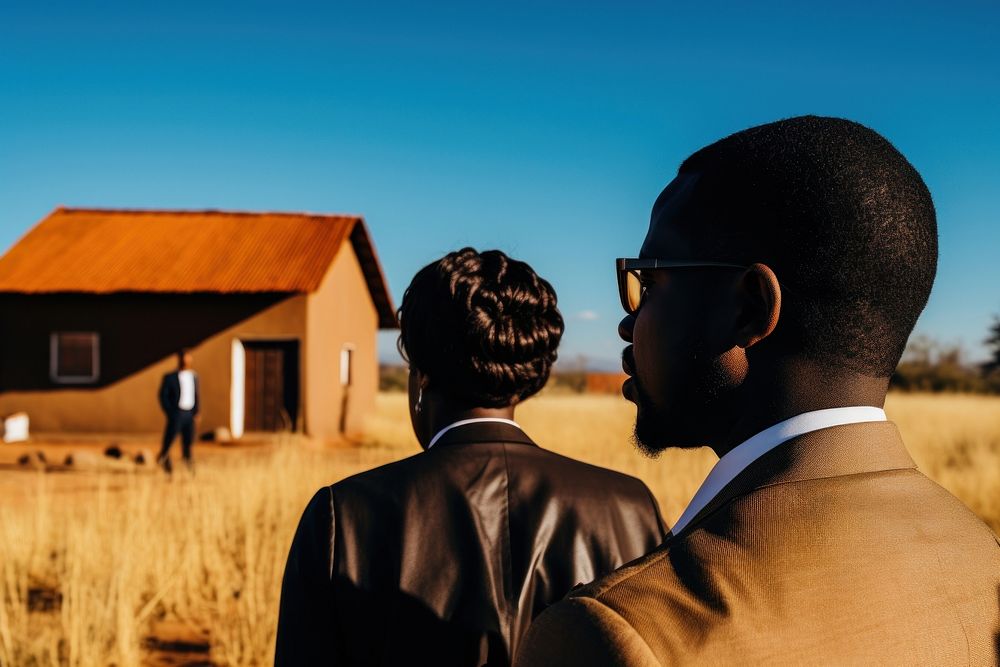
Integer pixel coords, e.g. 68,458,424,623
275,421,666,666
158,371,199,416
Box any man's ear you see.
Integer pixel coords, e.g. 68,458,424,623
734,263,781,349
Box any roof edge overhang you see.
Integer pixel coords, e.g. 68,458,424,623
0,289,305,296
346,218,398,329
0,207,398,328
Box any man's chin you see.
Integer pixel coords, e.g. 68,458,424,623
625,375,705,455
633,423,705,457
631,396,705,457
629,403,668,457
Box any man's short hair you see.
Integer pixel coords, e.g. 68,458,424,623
676,115,937,377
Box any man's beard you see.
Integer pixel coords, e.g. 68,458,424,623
631,353,734,458
630,375,673,458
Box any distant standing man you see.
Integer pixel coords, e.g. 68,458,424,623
157,349,199,473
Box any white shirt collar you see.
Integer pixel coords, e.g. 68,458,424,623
669,406,887,536
426,417,523,450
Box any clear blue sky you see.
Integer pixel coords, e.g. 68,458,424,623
2,1,998,368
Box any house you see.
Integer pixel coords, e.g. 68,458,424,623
0,207,396,440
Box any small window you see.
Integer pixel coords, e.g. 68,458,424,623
50,332,100,383
340,346,354,387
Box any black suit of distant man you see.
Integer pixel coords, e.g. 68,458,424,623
157,350,199,473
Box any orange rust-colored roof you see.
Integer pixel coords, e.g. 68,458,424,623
0,207,397,328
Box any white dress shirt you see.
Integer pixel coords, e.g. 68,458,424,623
178,369,197,410
427,417,523,450
670,406,887,536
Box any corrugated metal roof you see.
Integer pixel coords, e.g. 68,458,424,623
0,207,398,327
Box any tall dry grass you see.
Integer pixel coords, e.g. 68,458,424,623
0,392,998,665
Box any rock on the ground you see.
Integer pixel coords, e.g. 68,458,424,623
62,450,103,471
16,451,46,470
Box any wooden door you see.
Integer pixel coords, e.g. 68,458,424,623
244,341,299,432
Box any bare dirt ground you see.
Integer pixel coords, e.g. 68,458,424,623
0,437,277,507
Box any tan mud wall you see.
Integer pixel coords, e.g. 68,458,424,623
304,244,379,440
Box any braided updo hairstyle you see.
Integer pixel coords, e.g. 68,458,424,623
398,248,564,408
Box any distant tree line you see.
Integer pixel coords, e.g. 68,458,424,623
379,364,409,392
380,317,1000,395
378,356,592,394
890,317,1000,394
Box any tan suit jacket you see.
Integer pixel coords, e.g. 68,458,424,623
517,422,1000,666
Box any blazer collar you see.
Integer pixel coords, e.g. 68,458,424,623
667,421,916,540
429,420,537,449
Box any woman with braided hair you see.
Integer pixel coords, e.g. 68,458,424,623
276,248,665,667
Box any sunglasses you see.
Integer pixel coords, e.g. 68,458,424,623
616,257,748,315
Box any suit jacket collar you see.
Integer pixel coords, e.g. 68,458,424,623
667,421,916,540
429,420,537,449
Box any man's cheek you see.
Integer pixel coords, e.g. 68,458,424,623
632,309,661,368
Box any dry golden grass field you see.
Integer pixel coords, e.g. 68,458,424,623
1,392,999,665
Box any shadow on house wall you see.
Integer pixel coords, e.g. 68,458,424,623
0,292,292,391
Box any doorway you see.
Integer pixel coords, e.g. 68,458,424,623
243,340,299,432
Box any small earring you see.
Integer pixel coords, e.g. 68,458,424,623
414,386,423,414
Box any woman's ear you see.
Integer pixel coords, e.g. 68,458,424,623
416,368,430,391
734,263,781,349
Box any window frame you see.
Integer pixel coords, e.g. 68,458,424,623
50,331,101,384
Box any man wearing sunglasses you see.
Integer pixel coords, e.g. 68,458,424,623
517,116,1000,665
